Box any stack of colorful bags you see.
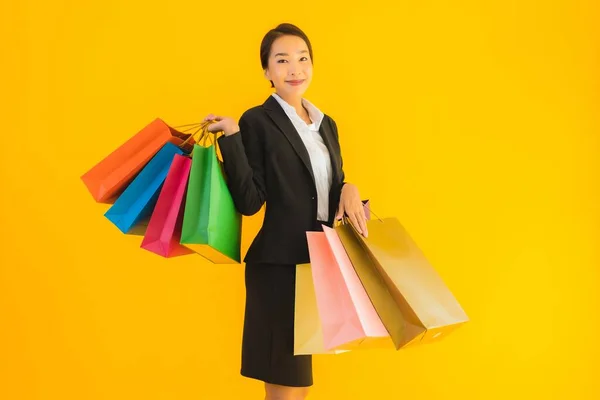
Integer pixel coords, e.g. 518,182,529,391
294,205,470,354
81,118,469,354
80,118,241,263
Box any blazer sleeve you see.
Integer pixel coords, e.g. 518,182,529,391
217,112,267,216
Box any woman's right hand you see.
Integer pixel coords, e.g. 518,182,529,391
202,114,240,136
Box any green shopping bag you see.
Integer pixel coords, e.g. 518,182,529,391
180,135,242,264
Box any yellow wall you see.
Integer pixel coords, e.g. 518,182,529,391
2,1,598,399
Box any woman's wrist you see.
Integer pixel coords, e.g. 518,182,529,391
223,124,240,136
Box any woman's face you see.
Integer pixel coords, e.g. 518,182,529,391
264,35,313,98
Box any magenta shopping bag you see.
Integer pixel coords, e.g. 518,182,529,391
140,154,194,258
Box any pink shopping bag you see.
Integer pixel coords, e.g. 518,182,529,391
306,228,391,351
140,154,194,258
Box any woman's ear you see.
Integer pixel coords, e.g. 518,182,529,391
264,69,274,88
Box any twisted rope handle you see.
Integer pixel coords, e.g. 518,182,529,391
173,122,205,129
187,120,224,162
178,121,213,151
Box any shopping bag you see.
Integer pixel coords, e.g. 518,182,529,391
127,215,151,236
336,217,469,349
140,154,194,258
81,118,197,203
322,224,394,350
307,229,392,351
104,142,186,234
294,263,350,355
180,139,241,264
293,199,383,355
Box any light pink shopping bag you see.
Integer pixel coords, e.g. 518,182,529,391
306,229,392,351
322,225,389,339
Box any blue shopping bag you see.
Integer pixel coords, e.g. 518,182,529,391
104,142,186,234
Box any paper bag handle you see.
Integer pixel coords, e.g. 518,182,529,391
186,122,224,163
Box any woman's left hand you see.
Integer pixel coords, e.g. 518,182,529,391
335,183,368,238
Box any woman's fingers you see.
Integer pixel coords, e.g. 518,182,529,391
358,206,368,237
201,114,230,133
348,208,368,238
206,120,224,132
203,114,223,122
347,212,363,236
335,202,345,221
357,211,368,238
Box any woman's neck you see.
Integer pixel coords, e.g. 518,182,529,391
276,92,306,118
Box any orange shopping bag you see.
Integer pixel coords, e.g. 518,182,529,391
81,119,199,203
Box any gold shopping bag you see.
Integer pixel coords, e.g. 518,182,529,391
336,217,469,349
293,263,351,355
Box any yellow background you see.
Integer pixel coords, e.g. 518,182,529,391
1,1,599,399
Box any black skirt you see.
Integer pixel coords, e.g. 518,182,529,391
241,262,312,387
240,221,330,387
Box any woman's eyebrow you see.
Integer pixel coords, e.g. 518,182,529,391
274,50,309,57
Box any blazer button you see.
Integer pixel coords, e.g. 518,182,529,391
311,196,315,200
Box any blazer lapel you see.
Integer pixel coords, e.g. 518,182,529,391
263,95,342,189
264,95,316,185
318,117,341,186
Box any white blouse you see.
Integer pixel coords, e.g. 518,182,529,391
271,93,333,221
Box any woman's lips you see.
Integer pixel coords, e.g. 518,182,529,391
286,80,305,86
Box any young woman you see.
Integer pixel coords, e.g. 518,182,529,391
203,23,368,400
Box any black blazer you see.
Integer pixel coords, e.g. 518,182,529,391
218,94,346,265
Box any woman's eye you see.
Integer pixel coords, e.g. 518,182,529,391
277,57,308,63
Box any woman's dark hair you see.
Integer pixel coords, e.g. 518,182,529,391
260,23,313,88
